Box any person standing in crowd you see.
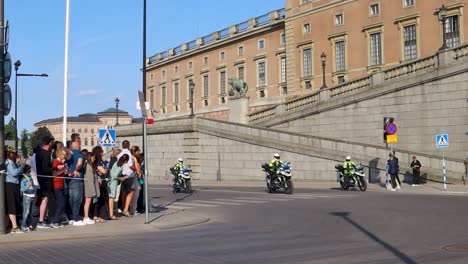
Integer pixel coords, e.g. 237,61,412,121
92,146,109,222
5,149,25,233
117,140,135,217
130,146,143,215
67,133,86,226
51,141,64,160
20,165,35,232
108,148,121,171
411,155,422,186
137,153,146,214
108,154,129,220
51,147,71,228
388,153,400,191
83,152,98,225
35,136,54,228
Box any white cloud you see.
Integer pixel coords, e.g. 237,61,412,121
75,89,102,96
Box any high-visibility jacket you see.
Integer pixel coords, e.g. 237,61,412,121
343,161,356,175
269,159,284,174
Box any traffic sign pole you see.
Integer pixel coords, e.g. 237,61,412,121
443,149,447,191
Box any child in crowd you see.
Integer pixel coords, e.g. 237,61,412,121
20,165,35,232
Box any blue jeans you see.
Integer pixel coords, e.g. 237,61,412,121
21,196,34,229
53,188,66,224
68,180,83,221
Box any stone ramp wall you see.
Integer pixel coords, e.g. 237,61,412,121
117,118,466,183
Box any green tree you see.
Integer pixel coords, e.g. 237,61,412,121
20,129,32,158
31,126,53,149
4,117,17,140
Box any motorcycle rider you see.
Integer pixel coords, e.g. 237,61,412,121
173,158,185,183
343,156,357,183
268,153,284,185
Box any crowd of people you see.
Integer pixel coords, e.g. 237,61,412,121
4,133,144,234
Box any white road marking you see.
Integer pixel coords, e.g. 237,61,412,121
174,202,219,207
213,199,268,204
234,197,293,202
165,205,193,210
189,200,243,206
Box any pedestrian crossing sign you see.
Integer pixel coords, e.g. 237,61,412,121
99,129,116,147
436,134,449,148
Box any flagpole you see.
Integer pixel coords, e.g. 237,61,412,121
62,0,70,143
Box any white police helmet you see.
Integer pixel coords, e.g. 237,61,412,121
273,153,280,159
177,158,184,163
345,156,351,161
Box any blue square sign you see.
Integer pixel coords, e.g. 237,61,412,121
436,134,449,148
99,129,116,147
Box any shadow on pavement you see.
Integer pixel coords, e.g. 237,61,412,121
148,191,198,223
330,212,417,264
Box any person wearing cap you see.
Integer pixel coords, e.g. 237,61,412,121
268,153,284,183
343,156,357,183
35,135,55,229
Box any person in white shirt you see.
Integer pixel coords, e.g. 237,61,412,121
117,140,136,217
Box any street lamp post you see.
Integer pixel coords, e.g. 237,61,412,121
14,59,48,153
439,5,448,51
189,80,195,118
320,52,328,89
115,97,120,126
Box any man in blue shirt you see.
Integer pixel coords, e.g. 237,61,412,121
66,133,86,226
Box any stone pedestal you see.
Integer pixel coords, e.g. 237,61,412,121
228,96,249,124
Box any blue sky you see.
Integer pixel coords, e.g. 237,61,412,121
6,0,284,133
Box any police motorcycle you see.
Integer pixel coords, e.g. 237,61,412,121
262,162,294,194
335,163,367,191
170,166,193,193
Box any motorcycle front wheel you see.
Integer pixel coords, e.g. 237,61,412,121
185,180,192,193
285,179,294,194
358,177,367,191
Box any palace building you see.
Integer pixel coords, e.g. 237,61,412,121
146,0,466,120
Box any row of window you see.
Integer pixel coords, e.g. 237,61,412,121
67,128,96,134
302,0,414,8
301,0,416,33
302,15,460,79
152,37,284,80
153,57,283,111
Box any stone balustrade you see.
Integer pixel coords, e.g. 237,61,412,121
329,76,371,98
384,55,437,81
454,43,468,60
248,105,277,123
286,92,320,111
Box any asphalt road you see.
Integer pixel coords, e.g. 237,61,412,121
2,184,468,264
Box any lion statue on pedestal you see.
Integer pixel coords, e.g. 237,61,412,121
228,77,248,97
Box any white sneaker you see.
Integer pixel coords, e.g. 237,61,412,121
73,220,87,226
117,209,122,214
412,184,416,186
83,218,95,225
396,186,401,190
391,188,396,191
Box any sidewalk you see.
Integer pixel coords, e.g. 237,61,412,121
0,209,210,243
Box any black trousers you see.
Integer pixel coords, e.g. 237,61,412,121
413,170,420,185
390,173,401,189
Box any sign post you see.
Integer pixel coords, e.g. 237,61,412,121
436,134,449,191
138,91,150,224
385,123,398,189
